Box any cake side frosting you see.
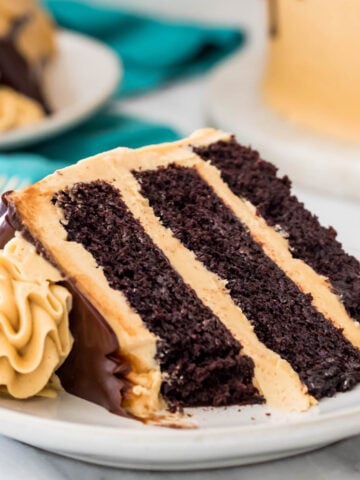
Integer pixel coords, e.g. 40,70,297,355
2,166,162,419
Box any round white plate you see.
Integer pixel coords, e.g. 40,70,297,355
0,30,121,150
0,387,360,471
207,45,360,201
0,184,358,471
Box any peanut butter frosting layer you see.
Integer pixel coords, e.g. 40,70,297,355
110,129,359,350
111,166,314,411
194,138,360,328
4,128,360,416
53,181,261,410
136,164,360,400
0,233,72,398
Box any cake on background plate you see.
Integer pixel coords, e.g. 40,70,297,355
0,129,359,425
263,0,360,142
0,0,56,132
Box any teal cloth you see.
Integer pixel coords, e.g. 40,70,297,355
1,114,180,183
0,0,244,184
45,0,244,96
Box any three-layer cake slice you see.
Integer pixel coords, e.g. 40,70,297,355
1,129,359,421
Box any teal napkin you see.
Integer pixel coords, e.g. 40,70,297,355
0,0,244,184
45,0,244,95
1,114,180,184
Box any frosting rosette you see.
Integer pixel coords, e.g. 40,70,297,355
0,234,72,398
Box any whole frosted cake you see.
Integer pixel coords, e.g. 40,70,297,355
262,0,360,142
0,129,359,424
0,0,56,131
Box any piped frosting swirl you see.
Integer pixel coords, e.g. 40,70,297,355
0,233,72,398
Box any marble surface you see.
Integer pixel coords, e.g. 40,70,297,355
1,0,360,477
1,433,360,479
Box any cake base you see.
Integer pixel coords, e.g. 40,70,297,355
207,45,360,201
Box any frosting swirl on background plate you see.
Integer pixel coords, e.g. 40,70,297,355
0,234,72,398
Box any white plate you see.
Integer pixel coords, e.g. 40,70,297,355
0,188,358,471
0,30,121,150
0,387,360,471
207,44,360,201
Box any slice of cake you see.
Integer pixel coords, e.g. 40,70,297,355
0,129,359,423
0,0,56,131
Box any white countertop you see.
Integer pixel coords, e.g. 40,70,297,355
1,430,360,479
1,1,359,477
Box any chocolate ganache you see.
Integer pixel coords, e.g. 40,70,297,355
0,193,131,416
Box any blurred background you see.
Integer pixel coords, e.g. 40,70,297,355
90,0,262,26
98,0,264,134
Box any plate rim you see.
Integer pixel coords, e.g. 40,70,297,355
0,393,359,470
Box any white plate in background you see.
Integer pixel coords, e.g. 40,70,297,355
0,30,121,150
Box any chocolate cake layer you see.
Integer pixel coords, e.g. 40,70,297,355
0,194,130,416
136,165,360,399
193,139,360,323
53,181,262,408
0,15,50,113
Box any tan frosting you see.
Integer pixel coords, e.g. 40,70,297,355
263,0,360,142
114,167,314,412
0,87,45,132
0,233,72,398
194,162,360,349
114,130,360,349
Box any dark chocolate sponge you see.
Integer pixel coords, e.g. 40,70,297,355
194,139,360,324
53,181,262,409
135,165,360,399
